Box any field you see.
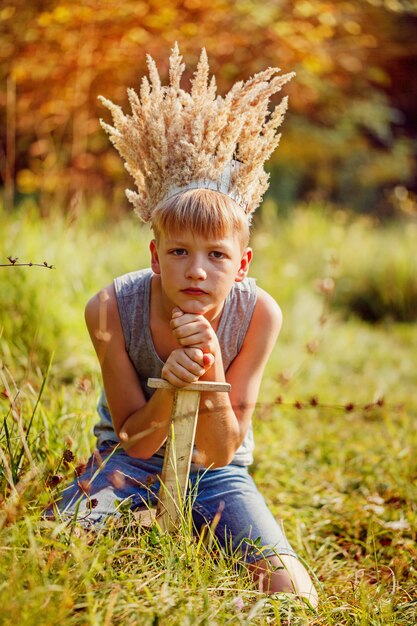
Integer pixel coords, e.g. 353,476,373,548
0,201,416,625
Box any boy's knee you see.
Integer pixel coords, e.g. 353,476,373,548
248,555,319,608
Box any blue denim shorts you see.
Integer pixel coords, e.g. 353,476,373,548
51,443,297,564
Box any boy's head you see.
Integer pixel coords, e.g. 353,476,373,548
151,189,250,251
150,188,253,316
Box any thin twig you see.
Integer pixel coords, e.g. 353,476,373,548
1,256,54,269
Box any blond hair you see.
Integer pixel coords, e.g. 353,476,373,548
152,189,250,248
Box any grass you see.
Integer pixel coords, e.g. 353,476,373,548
0,199,416,624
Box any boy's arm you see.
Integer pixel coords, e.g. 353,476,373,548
171,287,282,468
85,285,179,458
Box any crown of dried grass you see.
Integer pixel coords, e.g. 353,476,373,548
99,43,294,222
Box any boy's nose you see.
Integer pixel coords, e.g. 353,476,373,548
186,260,207,280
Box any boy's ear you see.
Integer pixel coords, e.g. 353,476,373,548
235,247,253,282
150,240,161,274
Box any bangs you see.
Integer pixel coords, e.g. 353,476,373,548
151,189,250,245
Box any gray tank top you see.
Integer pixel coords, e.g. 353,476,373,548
94,268,257,466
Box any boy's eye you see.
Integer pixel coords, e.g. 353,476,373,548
209,251,225,259
171,248,187,256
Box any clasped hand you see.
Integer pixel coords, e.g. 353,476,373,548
161,307,216,386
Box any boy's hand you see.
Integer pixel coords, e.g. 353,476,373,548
161,347,214,387
170,308,218,355
163,308,217,386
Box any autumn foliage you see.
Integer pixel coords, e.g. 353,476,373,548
1,0,416,215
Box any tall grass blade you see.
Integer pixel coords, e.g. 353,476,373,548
14,352,53,480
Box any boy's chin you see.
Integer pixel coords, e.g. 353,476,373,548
180,301,207,315
177,298,212,316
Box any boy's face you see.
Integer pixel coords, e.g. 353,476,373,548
150,230,252,319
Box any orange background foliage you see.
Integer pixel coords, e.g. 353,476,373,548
1,0,416,215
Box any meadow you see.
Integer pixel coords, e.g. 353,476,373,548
0,200,416,625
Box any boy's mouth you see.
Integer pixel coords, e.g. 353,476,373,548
181,287,208,295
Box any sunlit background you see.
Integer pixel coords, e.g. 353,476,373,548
1,0,416,217
1,3,417,622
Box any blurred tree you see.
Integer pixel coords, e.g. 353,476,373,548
1,0,416,214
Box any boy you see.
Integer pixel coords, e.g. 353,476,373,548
55,45,318,606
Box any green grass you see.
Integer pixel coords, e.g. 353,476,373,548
1,200,416,624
